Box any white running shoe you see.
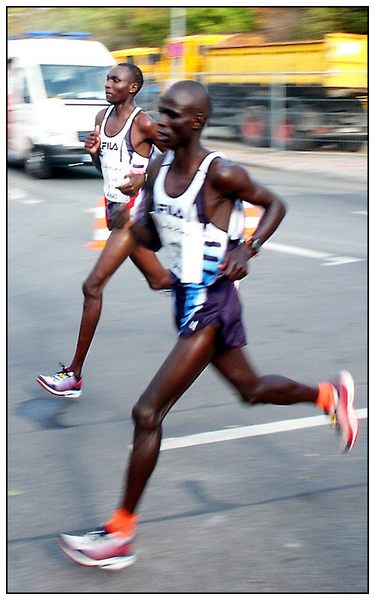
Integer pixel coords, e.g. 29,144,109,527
36,363,82,398
60,528,136,571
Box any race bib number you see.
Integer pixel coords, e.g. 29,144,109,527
151,212,204,283
102,162,130,203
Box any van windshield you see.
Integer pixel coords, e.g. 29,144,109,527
41,65,110,100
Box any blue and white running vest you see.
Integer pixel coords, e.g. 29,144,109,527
99,105,150,204
152,151,244,285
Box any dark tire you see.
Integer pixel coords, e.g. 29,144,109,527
24,145,54,179
271,107,315,151
326,97,366,152
240,105,268,147
337,139,364,152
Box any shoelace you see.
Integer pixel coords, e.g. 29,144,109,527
79,528,136,547
329,412,338,427
329,384,339,428
85,529,107,538
54,363,72,381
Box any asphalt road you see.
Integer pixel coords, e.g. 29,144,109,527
7,158,368,594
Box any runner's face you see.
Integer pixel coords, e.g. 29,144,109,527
156,93,197,148
105,66,137,104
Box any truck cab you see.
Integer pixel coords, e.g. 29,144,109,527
7,32,116,178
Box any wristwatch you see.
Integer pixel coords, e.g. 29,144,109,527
244,236,263,254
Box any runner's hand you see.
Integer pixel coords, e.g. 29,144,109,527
85,125,101,155
218,243,252,281
116,173,145,196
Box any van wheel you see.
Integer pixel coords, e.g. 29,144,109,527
25,146,53,179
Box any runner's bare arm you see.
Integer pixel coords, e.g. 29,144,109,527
84,109,106,173
116,112,165,197
211,160,286,240
128,154,165,251
210,160,286,280
135,111,167,153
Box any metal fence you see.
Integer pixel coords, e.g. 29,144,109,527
137,70,367,152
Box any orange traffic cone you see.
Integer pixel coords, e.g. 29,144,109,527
86,196,110,250
243,202,262,239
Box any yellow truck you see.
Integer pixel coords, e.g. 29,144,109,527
157,33,230,80
112,34,229,81
111,35,231,133
112,32,367,151
111,46,161,75
202,32,367,150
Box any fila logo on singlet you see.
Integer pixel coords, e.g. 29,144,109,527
100,141,119,151
189,320,199,331
156,203,184,219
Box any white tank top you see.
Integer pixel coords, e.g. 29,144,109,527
99,105,150,203
152,151,244,284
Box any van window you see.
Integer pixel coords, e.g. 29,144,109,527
40,65,110,100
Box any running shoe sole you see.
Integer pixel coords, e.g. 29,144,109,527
336,370,359,453
36,377,82,399
60,542,136,571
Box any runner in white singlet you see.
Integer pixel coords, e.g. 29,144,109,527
59,80,358,572
36,63,172,399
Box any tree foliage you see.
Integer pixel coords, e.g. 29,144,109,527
126,8,170,47
300,7,368,38
186,8,257,35
7,6,367,50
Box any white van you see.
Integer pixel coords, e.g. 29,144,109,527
7,32,116,178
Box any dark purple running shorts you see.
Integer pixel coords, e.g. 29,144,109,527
174,278,247,350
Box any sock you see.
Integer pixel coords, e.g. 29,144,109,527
105,508,138,537
316,382,336,413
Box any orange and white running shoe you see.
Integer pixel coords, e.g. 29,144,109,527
60,527,136,571
330,371,359,452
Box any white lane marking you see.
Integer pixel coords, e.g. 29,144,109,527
351,211,367,215
159,408,367,452
322,256,363,266
265,241,363,266
8,188,27,200
8,188,43,204
265,241,329,260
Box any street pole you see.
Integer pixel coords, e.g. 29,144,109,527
170,7,186,83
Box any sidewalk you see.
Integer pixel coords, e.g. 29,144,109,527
207,139,368,184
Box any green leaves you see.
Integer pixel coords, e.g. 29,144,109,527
7,7,367,50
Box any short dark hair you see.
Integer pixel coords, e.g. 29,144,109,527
118,62,144,95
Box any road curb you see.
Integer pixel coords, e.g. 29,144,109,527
207,140,368,184
237,159,368,184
